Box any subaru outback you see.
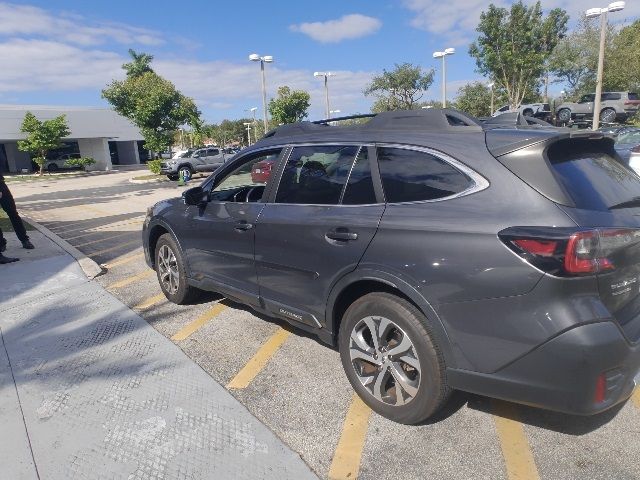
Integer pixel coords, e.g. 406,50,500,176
143,109,640,424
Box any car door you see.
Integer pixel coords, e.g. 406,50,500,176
255,144,385,328
182,147,284,306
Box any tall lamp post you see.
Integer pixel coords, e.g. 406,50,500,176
432,48,455,108
585,1,625,130
243,122,252,146
249,53,274,132
487,82,495,116
314,72,335,118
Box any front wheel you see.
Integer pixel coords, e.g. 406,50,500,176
599,108,617,124
556,108,571,123
338,292,451,424
155,233,201,304
47,163,59,172
178,166,192,181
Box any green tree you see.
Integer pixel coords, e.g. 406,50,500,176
102,51,201,154
268,86,311,125
17,112,70,175
122,49,154,78
469,1,568,109
365,63,435,111
452,82,494,117
606,20,640,92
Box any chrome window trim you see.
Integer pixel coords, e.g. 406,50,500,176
375,143,490,205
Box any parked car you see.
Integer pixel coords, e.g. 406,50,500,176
45,153,81,172
613,128,640,165
556,92,640,124
160,147,229,180
493,103,552,123
629,145,640,175
143,108,640,424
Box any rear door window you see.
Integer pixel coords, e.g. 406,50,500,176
377,147,473,203
549,145,640,211
342,148,377,205
629,93,639,101
275,145,358,205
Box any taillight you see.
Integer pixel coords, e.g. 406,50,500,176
499,227,640,277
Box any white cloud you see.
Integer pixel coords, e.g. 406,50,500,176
290,14,382,43
0,37,375,121
401,0,640,45
0,2,163,46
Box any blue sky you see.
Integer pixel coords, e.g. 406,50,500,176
0,1,637,123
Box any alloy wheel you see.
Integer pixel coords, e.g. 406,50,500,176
157,244,179,294
349,316,421,406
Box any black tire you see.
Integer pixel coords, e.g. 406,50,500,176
557,108,571,123
338,292,451,424
154,233,201,304
178,165,193,181
47,163,59,172
599,107,616,124
522,108,533,117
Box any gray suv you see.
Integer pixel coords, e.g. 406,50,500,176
556,91,640,124
160,147,230,180
143,109,640,424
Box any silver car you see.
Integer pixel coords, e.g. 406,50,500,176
556,92,640,124
160,147,230,180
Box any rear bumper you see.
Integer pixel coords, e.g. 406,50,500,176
448,321,640,415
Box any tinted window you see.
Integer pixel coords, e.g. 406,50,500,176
629,93,639,101
275,145,358,204
617,131,640,145
342,148,377,205
208,148,220,156
602,93,621,101
377,147,472,203
549,145,640,211
579,95,595,103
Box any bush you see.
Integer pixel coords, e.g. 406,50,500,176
147,159,162,174
65,157,96,170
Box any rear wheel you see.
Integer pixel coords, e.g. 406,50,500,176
522,108,533,117
155,233,201,304
557,108,571,123
599,108,616,123
338,292,451,424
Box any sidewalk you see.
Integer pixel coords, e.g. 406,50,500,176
0,232,317,480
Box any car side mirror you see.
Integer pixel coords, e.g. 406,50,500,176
182,186,206,206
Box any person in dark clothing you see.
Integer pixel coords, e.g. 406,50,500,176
0,173,34,263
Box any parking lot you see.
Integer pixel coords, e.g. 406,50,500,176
10,170,640,480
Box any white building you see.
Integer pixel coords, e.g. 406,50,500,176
0,105,145,173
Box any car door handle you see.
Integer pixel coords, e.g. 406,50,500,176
234,221,254,231
326,230,358,241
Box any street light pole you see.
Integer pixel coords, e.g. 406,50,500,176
249,54,274,132
488,82,495,115
586,2,625,130
433,48,455,108
314,72,335,118
243,122,252,146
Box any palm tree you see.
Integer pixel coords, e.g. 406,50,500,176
123,49,154,78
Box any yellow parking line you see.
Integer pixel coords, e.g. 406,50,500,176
73,231,132,248
493,400,540,480
632,388,640,409
103,253,145,269
171,303,228,341
47,219,91,230
106,269,154,290
328,394,372,480
133,293,166,310
226,327,291,389
89,240,140,257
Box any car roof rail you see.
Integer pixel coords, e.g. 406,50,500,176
262,108,483,139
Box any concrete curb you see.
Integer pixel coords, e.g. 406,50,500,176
128,176,169,184
24,217,104,279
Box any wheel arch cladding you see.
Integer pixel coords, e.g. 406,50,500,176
148,224,169,268
328,275,456,367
